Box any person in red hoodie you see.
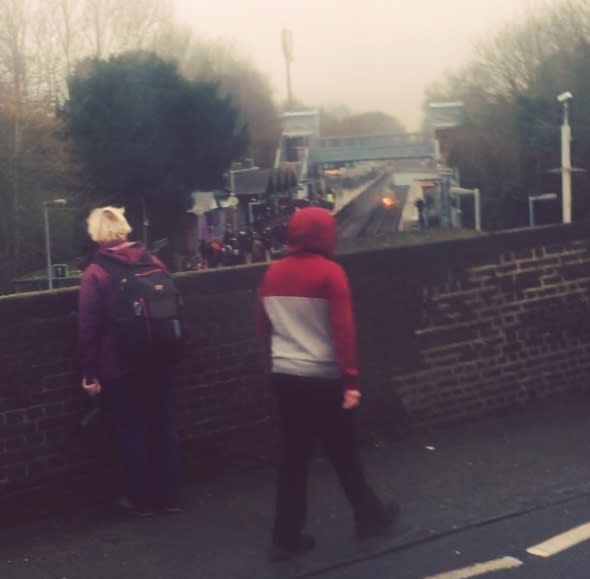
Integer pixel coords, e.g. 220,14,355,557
78,206,182,516
257,207,398,562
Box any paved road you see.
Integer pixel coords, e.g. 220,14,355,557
317,494,590,579
3,394,590,579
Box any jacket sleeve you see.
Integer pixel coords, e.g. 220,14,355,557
255,272,271,356
327,263,360,390
78,265,107,380
150,254,168,271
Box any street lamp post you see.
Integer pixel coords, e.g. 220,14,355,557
557,91,573,223
282,29,294,110
227,192,239,232
528,193,558,227
43,198,67,289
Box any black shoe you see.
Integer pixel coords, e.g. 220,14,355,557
356,501,400,540
117,496,153,518
164,504,184,514
270,533,316,562
153,497,185,514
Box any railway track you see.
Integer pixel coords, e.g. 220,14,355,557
336,173,408,240
357,186,408,237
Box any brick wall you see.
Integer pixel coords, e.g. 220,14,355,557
2,222,590,519
347,224,590,431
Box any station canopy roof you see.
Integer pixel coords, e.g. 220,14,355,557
188,190,233,215
232,168,273,196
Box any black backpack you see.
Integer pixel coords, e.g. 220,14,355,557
95,253,185,364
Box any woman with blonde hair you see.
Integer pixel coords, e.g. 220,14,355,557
78,206,183,516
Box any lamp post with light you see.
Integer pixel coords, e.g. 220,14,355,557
557,91,573,223
282,29,293,110
43,198,67,289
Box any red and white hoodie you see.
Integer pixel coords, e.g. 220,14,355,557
256,207,359,390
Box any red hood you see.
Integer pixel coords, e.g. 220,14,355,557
96,240,151,265
287,207,336,256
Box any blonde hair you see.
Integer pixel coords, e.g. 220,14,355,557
86,206,132,244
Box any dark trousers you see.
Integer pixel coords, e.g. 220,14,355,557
272,374,384,546
102,366,182,511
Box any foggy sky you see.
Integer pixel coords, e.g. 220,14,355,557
173,0,550,130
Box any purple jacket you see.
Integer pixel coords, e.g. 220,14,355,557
78,241,166,381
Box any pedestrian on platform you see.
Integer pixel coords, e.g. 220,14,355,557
325,189,335,211
415,198,426,228
78,206,183,517
256,207,399,562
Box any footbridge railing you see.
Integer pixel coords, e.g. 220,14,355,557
309,133,435,165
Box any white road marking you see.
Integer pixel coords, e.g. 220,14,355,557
527,521,590,557
423,556,523,579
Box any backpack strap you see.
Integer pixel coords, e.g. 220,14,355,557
92,254,133,281
93,252,159,278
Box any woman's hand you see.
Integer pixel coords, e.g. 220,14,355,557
82,377,101,397
342,389,361,410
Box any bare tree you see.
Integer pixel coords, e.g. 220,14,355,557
424,0,590,228
0,0,33,262
0,0,29,101
80,0,172,58
114,0,172,52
